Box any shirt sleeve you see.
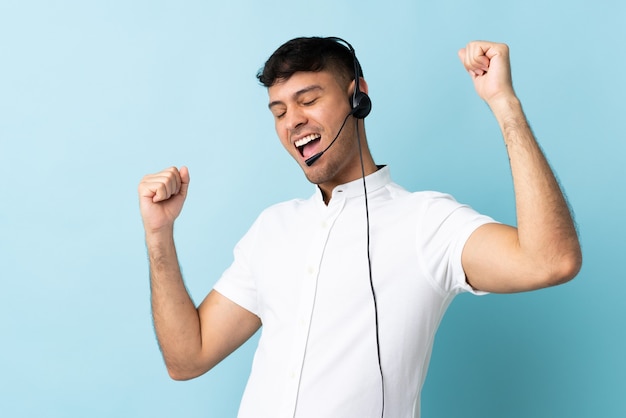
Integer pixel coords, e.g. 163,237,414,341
416,192,497,296
213,218,261,316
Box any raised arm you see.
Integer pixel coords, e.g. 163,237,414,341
458,41,582,293
138,166,261,380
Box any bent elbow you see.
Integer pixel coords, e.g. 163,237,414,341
560,251,583,283
167,368,194,381
547,248,583,287
167,366,205,381
164,359,211,381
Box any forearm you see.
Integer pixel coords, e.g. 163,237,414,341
146,229,204,378
490,96,582,282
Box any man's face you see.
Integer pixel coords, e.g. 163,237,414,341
268,70,363,192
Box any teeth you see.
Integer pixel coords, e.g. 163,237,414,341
295,133,321,148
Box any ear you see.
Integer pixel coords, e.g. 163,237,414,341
358,77,369,94
348,77,369,95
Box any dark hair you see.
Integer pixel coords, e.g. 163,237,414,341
257,36,363,88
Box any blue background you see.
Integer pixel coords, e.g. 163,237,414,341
1,0,624,417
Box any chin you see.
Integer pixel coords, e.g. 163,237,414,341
301,165,324,185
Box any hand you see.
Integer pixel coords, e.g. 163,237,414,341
138,166,190,233
458,41,516,105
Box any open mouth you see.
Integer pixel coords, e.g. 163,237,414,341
295,133,321,159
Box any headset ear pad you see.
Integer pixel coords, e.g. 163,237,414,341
352,90,372,119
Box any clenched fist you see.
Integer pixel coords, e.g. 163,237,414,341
458,41,516,105
138,166,190,234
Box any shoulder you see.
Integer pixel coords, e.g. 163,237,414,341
259,195,315,217
378,182,465,213
249,195,318,233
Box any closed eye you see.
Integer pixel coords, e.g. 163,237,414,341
270,106,287,119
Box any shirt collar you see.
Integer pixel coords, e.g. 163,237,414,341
313,165,391,203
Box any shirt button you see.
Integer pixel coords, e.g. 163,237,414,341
307,266,315,275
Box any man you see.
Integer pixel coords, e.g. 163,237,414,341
138,37,581,418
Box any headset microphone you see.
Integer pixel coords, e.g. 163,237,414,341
305,110,352,166
304,152,323,167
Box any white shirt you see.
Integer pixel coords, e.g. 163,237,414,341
214,166,494,418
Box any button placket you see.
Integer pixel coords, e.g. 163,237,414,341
278,197,346,417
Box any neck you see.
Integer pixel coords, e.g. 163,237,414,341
319,155,378,205
318,119,376,205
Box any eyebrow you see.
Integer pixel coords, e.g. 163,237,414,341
268,84,324,110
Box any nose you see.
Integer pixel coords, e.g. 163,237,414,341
284,107,307,132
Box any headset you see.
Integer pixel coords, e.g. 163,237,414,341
326,36,384,417
326,36,372,119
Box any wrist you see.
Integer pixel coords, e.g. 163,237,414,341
487,94,526,131
143,218,175,237
145,226,176,252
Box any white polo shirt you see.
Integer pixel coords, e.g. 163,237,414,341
214,166,494,418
